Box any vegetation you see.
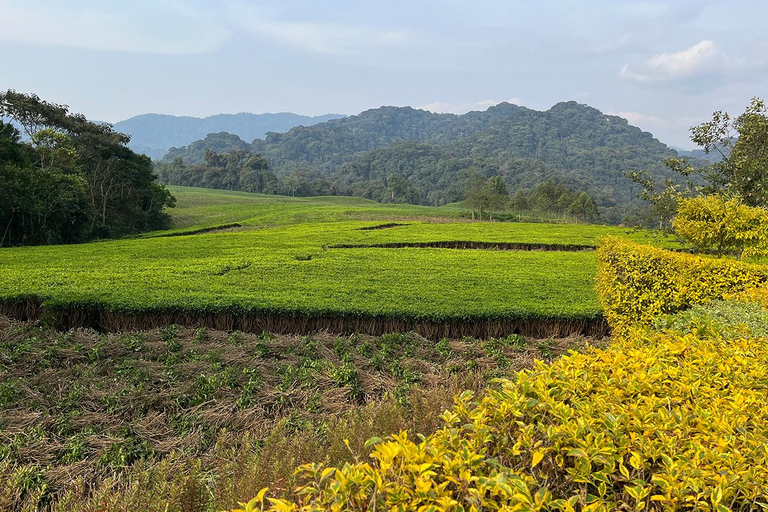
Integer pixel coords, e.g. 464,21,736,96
0,318,598,510
227,240,768,512
157,149,279,195
672,195,768,259
0,219,608,337
464,175,509,220
159,102,690,221
629,97,768,226
596,237,768,331
510,180,599,222
0,90,175,246
0,187,680,339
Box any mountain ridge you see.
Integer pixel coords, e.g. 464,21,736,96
113,111,346,159
156,101,698,221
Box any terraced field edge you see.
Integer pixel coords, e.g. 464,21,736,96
330,241,595,251
0,299,608,339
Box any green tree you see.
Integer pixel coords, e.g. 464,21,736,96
567,192,599,222
483,176,509,220
672,195,768,259
463,170,488,219
464,174,509,220
630,97,768,223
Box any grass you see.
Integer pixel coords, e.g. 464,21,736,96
0,316,603,510
0,187,680,335
156,186,467,234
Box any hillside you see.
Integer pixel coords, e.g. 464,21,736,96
114,112,346,159
160,102,691,220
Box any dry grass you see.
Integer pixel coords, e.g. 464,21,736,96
0,315,607,511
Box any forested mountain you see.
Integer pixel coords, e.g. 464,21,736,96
159,102,694,221
672,147,724,163
114,112,346,159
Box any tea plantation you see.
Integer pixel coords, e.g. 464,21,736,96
0,187,673,338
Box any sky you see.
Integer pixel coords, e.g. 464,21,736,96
1,0,766,148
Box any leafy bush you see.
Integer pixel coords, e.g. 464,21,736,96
654,299,768,340
672,195,768,259
241,324,768,511
596,236,768,332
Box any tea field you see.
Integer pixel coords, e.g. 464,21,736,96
0,187,677,336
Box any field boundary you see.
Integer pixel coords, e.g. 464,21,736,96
356,223,409,230
331,240,595,252
0,300,608,339
153,222,243,237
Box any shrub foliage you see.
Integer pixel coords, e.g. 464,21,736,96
231,239,768,511
596,236,768,331
672,195,768,259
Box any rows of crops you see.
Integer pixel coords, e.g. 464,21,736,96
154,186,467,234
0,187,676,334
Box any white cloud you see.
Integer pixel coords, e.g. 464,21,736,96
0,1,229,54
229,4,413,55
418,98,525,114
618,40,726,83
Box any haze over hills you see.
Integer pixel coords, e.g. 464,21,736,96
113,112,346,159
158,101,691,221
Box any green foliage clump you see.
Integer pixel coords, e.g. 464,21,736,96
672,194,768,259
655,299,768,340
596,236,768,331
0,90,175,247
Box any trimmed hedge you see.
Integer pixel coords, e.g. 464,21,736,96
596,236,768,332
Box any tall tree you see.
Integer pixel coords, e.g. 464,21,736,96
0,90,175,245
629,97,768,224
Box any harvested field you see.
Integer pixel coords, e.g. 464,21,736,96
0,315,607,510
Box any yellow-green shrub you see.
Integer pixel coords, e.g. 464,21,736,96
235,324,768,512
726,284,768,309
672,195,768,259
596,236,768,332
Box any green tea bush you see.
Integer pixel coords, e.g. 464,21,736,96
230,241,768,511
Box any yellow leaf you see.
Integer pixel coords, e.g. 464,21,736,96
531,450,544,469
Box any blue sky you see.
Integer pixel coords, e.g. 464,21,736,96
1,0,766,147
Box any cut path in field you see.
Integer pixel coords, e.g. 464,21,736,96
330,241,595,251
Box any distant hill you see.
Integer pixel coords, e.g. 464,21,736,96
671,146,724,163
160,102,700,221
114,112,346,159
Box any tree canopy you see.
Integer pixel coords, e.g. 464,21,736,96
160,102,691,222
630,97,768,227
0,90,175,246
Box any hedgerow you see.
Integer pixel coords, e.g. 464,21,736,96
596,236,768,332
230,240,768,511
